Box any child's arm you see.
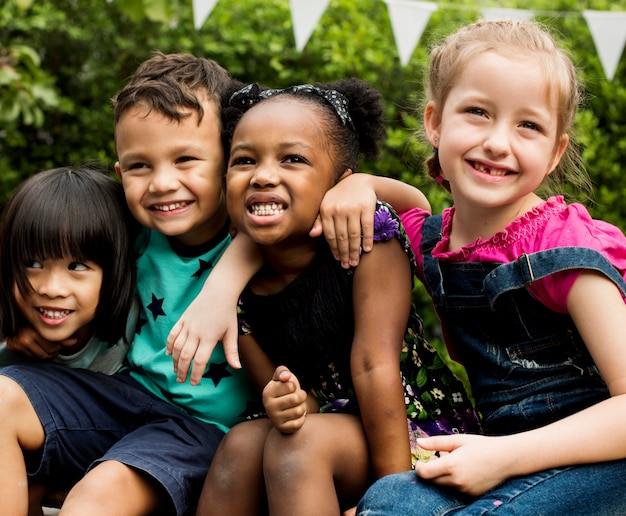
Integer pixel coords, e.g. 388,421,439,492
240,335,317,434
5,326,67,359
315,174,430,268
351,236,414,477
413,271,626,496
167,233,262,385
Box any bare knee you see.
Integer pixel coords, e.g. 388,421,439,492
263,414,371,504
263,422,326,481
0,376,44,449
208,420,270,486
61,461,168,516
198,421,271,515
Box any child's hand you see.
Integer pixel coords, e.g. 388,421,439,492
5,326,66,359
413,434,515,496
312,174,377,269
167,289,240,386
263,366,308,434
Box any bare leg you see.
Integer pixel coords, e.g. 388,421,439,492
263,413,371,516
0,376,46,515
196,419,272,516
59,460,168,516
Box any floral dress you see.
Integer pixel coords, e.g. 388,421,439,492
238,201,479,465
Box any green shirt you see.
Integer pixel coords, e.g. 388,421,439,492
125,227,257,433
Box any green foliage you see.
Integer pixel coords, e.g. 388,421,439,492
0,0,625,368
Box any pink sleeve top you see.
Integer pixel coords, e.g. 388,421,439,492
400,196,626,314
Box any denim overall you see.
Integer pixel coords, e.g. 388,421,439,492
420,214,626,436
356,215,626,514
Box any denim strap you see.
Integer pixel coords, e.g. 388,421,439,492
484,247,626,308
420,215,445,305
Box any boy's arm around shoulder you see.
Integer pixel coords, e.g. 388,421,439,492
167,232,263,385
317,173,430,268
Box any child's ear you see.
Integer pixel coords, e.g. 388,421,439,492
548,134,569,175
114,162,122,179
338,168,353,182
424,101,441,147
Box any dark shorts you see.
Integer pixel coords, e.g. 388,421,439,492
1,363,224,515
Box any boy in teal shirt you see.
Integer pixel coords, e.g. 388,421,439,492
0,52,257,515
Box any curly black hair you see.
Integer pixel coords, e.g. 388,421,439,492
223,77,385,177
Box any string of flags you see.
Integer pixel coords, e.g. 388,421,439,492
192,0,626,81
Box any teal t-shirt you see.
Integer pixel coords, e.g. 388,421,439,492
125,227,257,433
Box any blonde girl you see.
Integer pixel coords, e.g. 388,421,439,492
318,19,626,514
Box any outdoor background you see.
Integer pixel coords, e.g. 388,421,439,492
2,0,625,376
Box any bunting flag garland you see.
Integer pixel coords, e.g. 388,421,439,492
480,7,534,21
582,10,626,81
384,0,438,66
192,0,219,30
289,0,332,51
191,1,626,81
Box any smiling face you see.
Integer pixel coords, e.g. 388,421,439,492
425,51,568,217
14,257,103,350
226,97,339,249
115,99,227,247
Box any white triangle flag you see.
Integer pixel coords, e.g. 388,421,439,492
384,0,437,67
480,8,534,22
582,10,626,81
290,0,331,51
192,0,219,30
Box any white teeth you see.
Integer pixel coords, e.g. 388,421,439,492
474,162,508,176
39,308,71,319
153,201,190,211
250,202,285,216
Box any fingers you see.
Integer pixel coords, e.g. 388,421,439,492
264,367,307,433
165,321,181,356
6,330,61,360
167,318,241,385
272,365,295,382
309,214,323,238
417,434,467,453
360,217,374,253
321,214,362,269
221,328,241,370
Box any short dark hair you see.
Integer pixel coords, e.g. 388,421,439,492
112,51,243,154
0,167,137,342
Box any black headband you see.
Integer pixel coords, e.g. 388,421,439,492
230,83,354,129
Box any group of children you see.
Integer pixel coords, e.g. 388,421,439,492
0,18,624,516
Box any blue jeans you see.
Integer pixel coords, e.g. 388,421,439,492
356,461,626,515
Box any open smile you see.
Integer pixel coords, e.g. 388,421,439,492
470,161,513,177
249,202,286,216
38,308,72,319
151,201,192,212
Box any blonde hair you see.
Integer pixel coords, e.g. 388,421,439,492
423,19,590,199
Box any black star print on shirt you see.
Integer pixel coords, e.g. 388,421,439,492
135,316,148,335
147,294,166,321
203,361,232,387
192,258,213,279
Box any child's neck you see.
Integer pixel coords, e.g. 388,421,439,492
252,239,321,295
449,193,544,251
57,325,96,356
